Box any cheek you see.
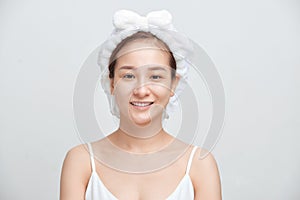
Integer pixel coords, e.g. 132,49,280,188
151,85,173,102
113,80,135,102
151,81,173,94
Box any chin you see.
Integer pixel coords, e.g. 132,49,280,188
130,115,152,127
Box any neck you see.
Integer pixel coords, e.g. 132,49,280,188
107,112,175,153
108,129,173,153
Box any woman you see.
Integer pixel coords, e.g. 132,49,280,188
60,10,222,200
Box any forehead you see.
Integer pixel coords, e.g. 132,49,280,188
115,40,171,68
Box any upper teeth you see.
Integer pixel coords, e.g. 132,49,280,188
131,102,152,107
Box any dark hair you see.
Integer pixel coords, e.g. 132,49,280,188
108,31,177,79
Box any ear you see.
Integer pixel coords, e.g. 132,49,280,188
170,74,180,97
110,78,114,94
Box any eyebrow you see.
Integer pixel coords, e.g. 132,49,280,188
118,65,168,71
118,66,135,70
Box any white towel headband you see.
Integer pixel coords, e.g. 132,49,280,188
98,10,194,118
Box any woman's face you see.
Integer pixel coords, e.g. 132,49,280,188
111,42,179,126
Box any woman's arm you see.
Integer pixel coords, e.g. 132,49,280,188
191,149,222,200
60,145,90,200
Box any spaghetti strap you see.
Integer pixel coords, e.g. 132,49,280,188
87,143,96,172
186,146,198,174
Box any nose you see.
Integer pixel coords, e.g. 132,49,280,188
133,83,150,97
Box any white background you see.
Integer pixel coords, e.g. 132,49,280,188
1,0,300,199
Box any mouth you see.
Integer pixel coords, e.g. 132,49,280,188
130,101,154,108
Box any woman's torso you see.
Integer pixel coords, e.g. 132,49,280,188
85,142,197,200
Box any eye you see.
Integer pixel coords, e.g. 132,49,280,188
150,75,162,80
123,74,135,79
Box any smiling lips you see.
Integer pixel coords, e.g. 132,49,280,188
130,101,154,110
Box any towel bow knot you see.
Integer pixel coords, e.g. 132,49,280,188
113,10,174,31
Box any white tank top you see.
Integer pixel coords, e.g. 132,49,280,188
85,143,197,200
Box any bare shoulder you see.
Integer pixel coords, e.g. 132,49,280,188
60,144,91,200
64,144,91,165
62,144,91,175
190,147,222,200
